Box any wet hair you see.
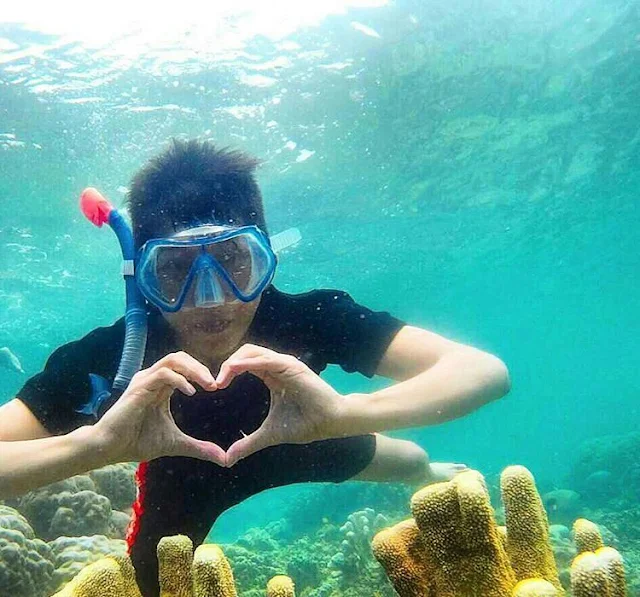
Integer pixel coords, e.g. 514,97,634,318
127,138,267,249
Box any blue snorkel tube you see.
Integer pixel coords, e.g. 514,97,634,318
76,187,148,420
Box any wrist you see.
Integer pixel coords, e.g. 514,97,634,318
69,425,121,468
333,392,373,437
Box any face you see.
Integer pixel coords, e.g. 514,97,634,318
148,219,265,356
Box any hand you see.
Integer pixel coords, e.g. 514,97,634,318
216,344,345,466
94,352,226,466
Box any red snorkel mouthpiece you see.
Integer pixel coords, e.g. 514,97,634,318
80,187,113,227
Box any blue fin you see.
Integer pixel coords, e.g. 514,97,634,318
76,374,112,418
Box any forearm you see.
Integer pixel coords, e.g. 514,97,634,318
338,349,510,436
0,426,114,499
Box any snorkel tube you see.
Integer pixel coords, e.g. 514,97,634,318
76,188,148,420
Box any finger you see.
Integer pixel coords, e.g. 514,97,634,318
226,427,274,467
148,351,217,391
216,354,299,389
145,367,197,398
172,432,227,466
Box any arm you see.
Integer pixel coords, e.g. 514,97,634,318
0,352,228,500
0,400,112,499
337,325,511,436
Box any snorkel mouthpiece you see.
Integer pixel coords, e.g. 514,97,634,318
80,187,113,227
76,187,148,420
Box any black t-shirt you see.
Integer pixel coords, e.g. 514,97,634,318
18,286,405,441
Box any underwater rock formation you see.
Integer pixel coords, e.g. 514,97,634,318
0,505,54,597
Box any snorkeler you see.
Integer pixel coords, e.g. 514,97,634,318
0,139,510,596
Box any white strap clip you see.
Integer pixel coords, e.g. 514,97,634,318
122,260,135,277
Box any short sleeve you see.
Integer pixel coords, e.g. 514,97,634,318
313,290,405,377
17,320,124,435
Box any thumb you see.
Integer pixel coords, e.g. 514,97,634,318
226,427,274,467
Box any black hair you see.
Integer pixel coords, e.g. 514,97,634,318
127,138,267,248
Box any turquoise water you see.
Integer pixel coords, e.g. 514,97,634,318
1,0,639,566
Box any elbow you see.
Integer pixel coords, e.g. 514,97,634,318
482,353,511,399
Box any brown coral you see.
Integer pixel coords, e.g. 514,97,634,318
512,578,559,596
572,519,604,555
157,535,194,597
410,470,515,597
52,558,125,597
371,519,436,597
571,552,612,596
266,575,296,597
192,544,237,597
500,466,563,593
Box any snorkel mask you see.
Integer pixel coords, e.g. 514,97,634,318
136,224,277,312
76,187,301,420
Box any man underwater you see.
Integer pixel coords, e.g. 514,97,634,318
0,139,510,596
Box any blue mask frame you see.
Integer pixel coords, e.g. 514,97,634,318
136,225,277,313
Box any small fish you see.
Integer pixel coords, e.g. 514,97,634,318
350,21,382,39
0,347,24,374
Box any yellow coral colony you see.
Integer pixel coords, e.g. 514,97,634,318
512,578,559,596
371,518,436,597
595,547,626,597
192,544,238,597
410,470,516,597
572,519,604,554
571,552,612,596
112,554,143,597
266,575,296,597
157,535,194,597
52,557,126,597
500,466,563,593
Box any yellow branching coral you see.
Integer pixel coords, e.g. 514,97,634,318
512,578,559,596
371,519,436,597
500,466,563,593
52,558,126,597
192,544,237,597
411,470,515,597
266,575,296,597
572,519,604,555
157,535,194,597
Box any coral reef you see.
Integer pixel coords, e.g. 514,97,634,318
158,535,194,597
192,544,237,597
410,469,516,596
88,463,137,513
52,557,126,597
512,579,559,596
0,505,54,597
371,518,435,596
570,548,626,597
49,535,127,592
266,575,296,597
500,465,563,591
572,519,604,554
373,467,629,597
328,507,388,578
9,466,134,541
